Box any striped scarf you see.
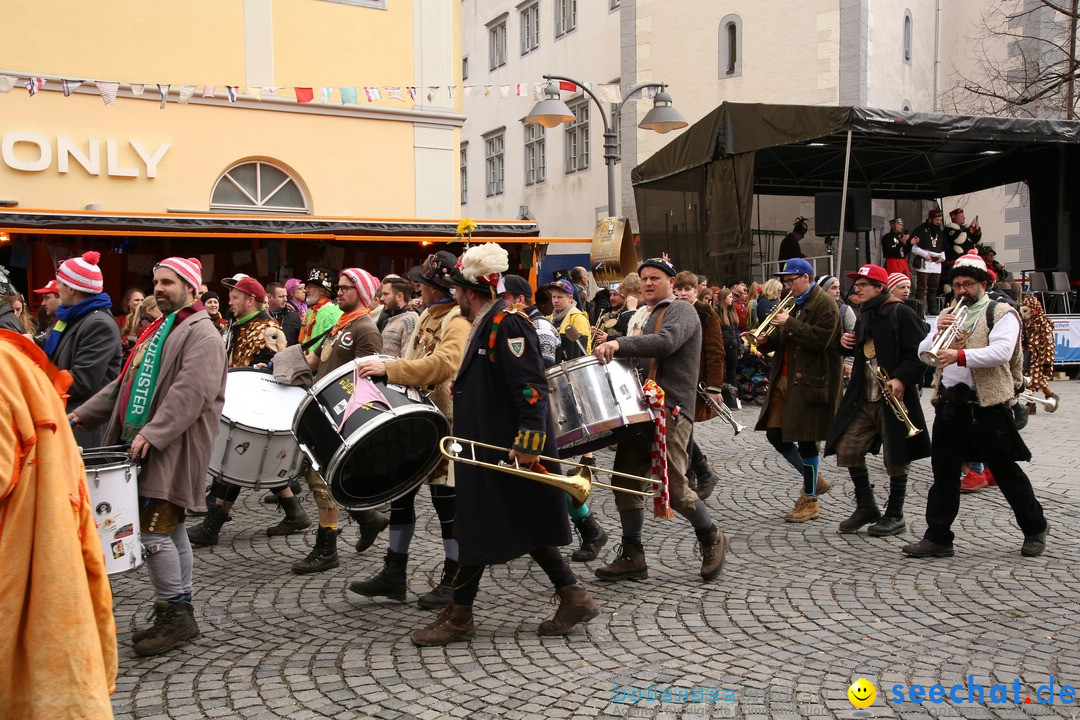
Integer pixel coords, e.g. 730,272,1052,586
643,379,673,519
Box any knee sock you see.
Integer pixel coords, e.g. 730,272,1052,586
450,564,485,607
388,524,415,555
848,466,871,490
888,475,908,502
566,494,590,522
969,462,984,474
529,546,578,590
802,455,821,497
676,499,714,533
619,508,644,545
766,428,804,474
429,485,457,561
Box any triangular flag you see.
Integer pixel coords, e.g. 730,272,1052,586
515,83,527,97
499,85,510,99
484,85,492,97
246,86,261,100
62,79,85,97
202,85,216,98
596,83,621,104
177,85,196,104
463,86,475,98
157,84,170,108
383,86,403,101
294,87,314,103
130,83,145,96
95,81,119,106
0,76,18,93
427,86,439,101
364,86,382,102
533,82,544,101
320,87,333,104
406,86,416,100
340,86,358,104
226,86,238,102
558,80,577,92
25,77,44,96
647,86,659,99
448,85,456,100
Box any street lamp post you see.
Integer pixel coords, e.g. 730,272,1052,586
524,73,687,217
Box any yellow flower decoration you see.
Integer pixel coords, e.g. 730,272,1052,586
456,217,477,242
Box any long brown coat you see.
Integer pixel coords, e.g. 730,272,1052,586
77,310,227,512
754,284,843,442
692,300,725,422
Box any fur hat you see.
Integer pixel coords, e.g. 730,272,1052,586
0,264,14,296
950,249,992,283
451,243,508,295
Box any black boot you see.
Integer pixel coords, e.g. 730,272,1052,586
837,485,881,534
867,496,906,537
348,551,408,601
349,509,390,553
133,601,199,657
266,495,312,536
291,526,340,574
692,457,719,501
570,513,609,562
186,504,230,547
417,559,459,609
264,478,304,504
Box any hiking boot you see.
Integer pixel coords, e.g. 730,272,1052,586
349,509,389,554
538,585,599,636
867,497,906,537
960,470,988,493
263,478,304,503
131,601,169,644
784,494,819,523
411,601,476,646
186,504,230,547
291,526,340,574
417,559,458,610
838,485,881,534
692,458,719,501
696,526,727,581
266,494,311,537
1021,522,1049,557
133,601,199,657
817,475,831,496
594,540,648,581
570,512,608,562
902,538,954,558
348,551,408,601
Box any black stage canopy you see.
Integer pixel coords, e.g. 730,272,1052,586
632,102,1080,283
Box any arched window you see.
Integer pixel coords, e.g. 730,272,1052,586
210,160,309,214
719,14,743,78
903,10,913,64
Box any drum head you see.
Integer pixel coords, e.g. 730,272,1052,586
82,451,136,471
223,368,307,432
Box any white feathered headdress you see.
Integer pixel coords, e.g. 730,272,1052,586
456,243,508,291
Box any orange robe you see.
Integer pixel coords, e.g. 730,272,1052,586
0,330,118,720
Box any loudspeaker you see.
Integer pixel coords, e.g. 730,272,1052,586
814,190,872,236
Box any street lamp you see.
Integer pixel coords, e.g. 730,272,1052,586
524,74,688,217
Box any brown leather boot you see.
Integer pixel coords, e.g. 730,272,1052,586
411,601,476,646
593,540,648,581
133,601,199,657
696,526,727,581
538,585,600,636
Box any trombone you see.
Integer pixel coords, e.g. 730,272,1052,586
698,383,744,435
439,436,655,505
871,365,922,437
919,301,971,365
747,293,796,344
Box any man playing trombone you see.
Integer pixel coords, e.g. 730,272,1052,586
903,250,1049,558
824,264,931,537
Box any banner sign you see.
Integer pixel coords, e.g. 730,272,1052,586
1052,315,1080,364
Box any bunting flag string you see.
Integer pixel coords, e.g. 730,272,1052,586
177,85,196,104
25,77,44,96
0,75,17,93
130,83,145,96
383,86,403,101
95,81,119,106
226,86,238,102
62,79,85,97
340,86,358,104
157,84,170,109
363,86,382,102
294,87,314,104
202,85,216,98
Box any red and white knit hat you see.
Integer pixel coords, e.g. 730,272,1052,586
340,267,381,307
886,272,911,291
155,257,203,291
56,251,104,294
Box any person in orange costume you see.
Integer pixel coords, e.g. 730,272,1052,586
0,329,118,720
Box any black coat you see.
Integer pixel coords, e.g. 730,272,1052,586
452,300,570,565
48,309,122,413
824,297,931,464
0,303,23,333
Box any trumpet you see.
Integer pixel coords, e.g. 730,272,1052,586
919,302,971,366
872,365,923,437
698,383,744,435
747,293,796,344
1017,391,1059,412
438,436,654,505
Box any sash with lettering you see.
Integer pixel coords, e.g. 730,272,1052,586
119,310,179,442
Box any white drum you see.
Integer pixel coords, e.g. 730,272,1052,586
209,368,308,488
83,451,143,576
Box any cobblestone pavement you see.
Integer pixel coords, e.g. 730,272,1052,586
110,380,1080,720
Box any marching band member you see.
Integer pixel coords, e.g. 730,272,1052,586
411,244,598,646
71,257,227,656
904,250,1049,558
348,252,470,608
592,257,727,583
825,264,930,537
754,258,843,523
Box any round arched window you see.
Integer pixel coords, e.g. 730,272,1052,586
210,160,309,213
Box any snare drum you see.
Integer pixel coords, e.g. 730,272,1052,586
546,356,653,455
209,368,308,489
292,355,450,510
83,451,143,576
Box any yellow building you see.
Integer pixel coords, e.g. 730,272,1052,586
0,0,548,297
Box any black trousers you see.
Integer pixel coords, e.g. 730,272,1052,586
924,401,1047,546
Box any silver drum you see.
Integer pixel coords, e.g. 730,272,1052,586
545,356,653,454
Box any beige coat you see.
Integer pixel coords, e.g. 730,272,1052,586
77,311,227,512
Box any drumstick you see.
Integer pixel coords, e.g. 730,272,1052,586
564,325,588,356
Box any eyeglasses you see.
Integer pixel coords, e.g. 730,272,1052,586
852,281,875,289
337,285,356,293
781,276,802,285
951,280,981,290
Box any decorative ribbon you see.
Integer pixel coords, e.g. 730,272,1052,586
642,379,673,519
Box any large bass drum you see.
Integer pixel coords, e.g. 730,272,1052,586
83,450,143,576
292,355,449,510
546,356,653,456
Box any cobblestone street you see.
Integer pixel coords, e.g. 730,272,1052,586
110,380,1080,720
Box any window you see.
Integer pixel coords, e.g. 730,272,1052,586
488,16,507,70
719,14,743,78
555,0,577,38
210,160,308,213
520,1,540,55
564,98,590,174
524,124,546,185
485,131,504,197
610,0,620,9
460,143,468,205
903,10,913,64
462,56,469,81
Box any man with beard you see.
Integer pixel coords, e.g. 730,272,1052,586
298,267,343,359
265,281,302,346
71,257,227,656
377,276,418,358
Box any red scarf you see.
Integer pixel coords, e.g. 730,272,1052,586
299,297,332,344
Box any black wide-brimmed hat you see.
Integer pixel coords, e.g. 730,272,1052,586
407,251,456,294
304,266,336,295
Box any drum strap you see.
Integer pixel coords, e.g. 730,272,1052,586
300,328,331,352
646,305,669,381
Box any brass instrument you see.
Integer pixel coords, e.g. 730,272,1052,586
697,383,744,435
747,293,796,344
438,436,654,505
871,365,922,437
1017,391,1059,412
919,302,971,366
